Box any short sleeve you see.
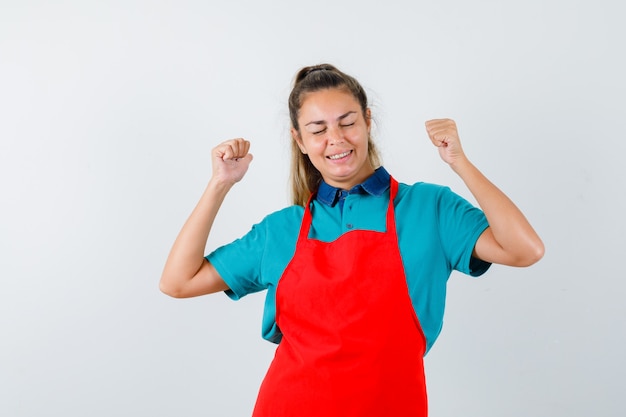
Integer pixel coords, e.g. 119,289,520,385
206,223,268,300
435,187,491,276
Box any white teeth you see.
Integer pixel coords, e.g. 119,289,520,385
328,150,351,160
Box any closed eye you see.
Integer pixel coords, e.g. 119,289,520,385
340,122,355,127
312,128,327,135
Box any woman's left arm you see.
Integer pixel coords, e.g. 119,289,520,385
425,119,545,267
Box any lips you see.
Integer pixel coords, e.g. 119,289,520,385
327,150,352,160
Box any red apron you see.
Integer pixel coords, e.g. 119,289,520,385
252,178,428,417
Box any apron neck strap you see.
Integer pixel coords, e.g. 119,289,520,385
298,176,399,242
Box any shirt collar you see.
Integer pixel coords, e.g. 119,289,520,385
316,166,390,207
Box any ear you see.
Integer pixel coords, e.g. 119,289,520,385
365,108,372,133
291,127,307,154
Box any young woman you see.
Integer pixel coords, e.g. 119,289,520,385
160,64,544,416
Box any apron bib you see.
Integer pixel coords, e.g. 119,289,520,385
252,178,428,417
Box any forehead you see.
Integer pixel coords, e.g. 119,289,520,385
298,88,361,120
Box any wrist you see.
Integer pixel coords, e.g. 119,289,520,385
449,156,473,176
206,176,236,195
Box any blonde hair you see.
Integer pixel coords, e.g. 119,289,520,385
288,64,382,206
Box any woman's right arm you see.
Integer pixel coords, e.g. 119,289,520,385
159,138,253,298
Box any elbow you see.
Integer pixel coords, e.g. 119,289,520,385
516,239,545,267
159,276,185,298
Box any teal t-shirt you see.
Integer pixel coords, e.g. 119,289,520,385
206,168,490,354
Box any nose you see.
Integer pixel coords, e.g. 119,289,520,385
327,126,344,145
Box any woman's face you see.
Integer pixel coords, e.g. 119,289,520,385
293,88,374,190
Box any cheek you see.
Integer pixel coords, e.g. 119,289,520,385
303,137,325,153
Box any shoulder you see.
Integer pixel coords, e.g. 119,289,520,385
262,204,304,224
394,181,480,225
395,181,452,206
254,204,304,235
216,205,303,248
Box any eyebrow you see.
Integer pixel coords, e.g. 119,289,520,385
304,111,357,127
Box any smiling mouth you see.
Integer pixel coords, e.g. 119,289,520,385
327,150,352,160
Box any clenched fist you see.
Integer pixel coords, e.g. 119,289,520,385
211,138,253,185
425,119,467,167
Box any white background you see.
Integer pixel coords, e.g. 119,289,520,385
1,1,624,416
